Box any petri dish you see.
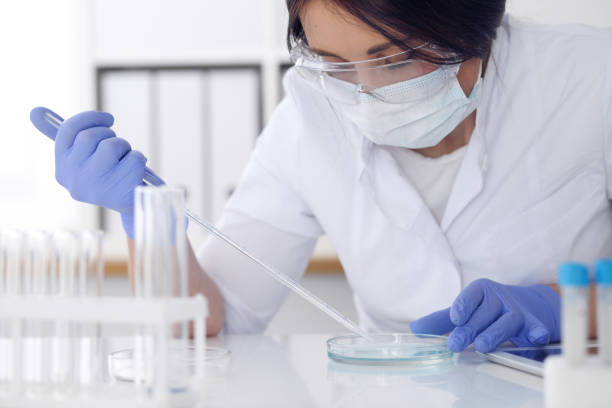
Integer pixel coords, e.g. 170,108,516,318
109,346,231,382
327,333,452,365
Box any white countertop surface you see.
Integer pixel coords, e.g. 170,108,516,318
129,333,544,408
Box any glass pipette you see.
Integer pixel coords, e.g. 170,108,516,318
30,107,374,342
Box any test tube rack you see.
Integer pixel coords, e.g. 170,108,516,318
544,261,612,408
543,355,612,408
0,294,208,408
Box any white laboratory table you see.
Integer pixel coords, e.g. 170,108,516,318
110,333,544,408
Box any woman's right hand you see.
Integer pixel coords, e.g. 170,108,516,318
54,111,147,238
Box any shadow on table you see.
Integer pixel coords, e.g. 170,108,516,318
326,351,542,408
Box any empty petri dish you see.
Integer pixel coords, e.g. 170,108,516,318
109,346,231,382
327,333,452,365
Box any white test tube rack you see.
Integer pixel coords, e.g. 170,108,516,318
544,356,612,408
0,294,208,408
544,262,612,408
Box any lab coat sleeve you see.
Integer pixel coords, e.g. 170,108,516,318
607,36,612,198
197,210,317,334
197,92,324,333
224,93,324,239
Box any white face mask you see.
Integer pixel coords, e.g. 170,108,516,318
333,63,483,149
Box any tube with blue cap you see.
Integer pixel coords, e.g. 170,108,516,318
596,260,612,365
558,262,589,365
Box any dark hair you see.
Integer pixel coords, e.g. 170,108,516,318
286,0,505,64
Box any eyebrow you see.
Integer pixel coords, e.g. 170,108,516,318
308,47,349,62
309,41,394,62
366,42,392,55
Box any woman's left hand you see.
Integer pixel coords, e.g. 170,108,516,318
409,278,561,353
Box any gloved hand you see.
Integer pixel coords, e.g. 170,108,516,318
54,111,146,239
409,278,561,353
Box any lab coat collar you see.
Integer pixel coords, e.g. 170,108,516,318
358,137,425,230
356,113,489,233
440,53,495,232
440,125,488,232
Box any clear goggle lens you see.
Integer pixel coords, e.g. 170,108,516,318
290,42,460,104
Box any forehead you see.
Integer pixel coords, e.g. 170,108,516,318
300,0,393,58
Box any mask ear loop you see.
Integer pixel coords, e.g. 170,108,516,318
355,84,369,97
476,60,483,82
354,83,387,105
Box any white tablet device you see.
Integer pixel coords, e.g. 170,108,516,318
479,344,599,377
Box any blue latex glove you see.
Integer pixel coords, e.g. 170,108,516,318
409,278,561,353
51,111,146,238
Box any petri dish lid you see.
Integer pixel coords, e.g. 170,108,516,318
327,333,452,365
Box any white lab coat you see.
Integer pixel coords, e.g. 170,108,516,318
197,15,612,333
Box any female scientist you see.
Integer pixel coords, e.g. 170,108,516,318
47,0,612,353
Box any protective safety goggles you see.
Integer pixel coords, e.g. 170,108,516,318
290,41,460,104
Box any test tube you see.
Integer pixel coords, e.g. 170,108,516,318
0,230,26,392
77,230,104,388
133,186,188,299
22,231,53,387
558,262,590,365
132,186,189,399
50,231,79,391
595,259,612,364
2,229,25,297
25,231,52,297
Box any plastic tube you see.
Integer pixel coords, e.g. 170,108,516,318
558,262,589,365
0,230,25,392
78,231,104,386
133,186,190,396
51,231,79,390
596,260,612,365
23,231,52,385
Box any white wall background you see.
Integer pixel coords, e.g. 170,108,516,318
507,0,612,26
0,1,94,232
0,0,610,262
